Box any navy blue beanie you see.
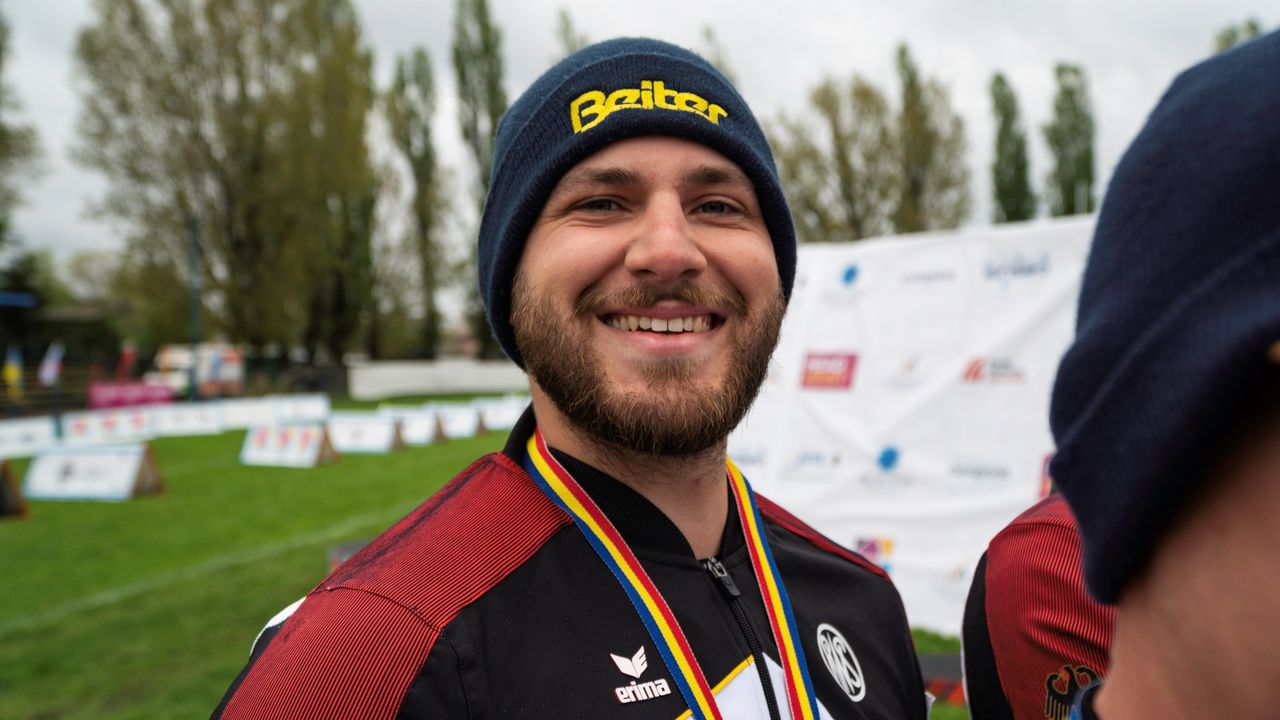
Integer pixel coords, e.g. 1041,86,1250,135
477,37,795,367
1049,30,1280,604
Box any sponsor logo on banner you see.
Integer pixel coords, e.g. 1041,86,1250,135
787,449,844,474
853,536,895,575
802,353,858,390
854,445,914,494
962,357,1026,383
886,355,923,389
840,264,859,287
950,461,1012,493
731,444,769,469
901,268,956,285
821,263,860,304
984,252,1050,287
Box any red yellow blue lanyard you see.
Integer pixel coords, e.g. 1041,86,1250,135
524,428,821,720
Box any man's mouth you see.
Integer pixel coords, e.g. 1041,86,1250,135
601,313,719,334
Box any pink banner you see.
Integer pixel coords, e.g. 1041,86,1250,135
88,382,175,409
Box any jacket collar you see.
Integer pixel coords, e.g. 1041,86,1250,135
504,405,743,560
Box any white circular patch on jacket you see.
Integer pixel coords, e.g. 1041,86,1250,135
816,623,866,702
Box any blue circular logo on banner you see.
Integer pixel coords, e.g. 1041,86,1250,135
877,446,900,472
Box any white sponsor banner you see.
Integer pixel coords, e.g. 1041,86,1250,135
472,395,528,432
326,412,404,454
217,397,277,429
378,406,439,446
239,424,336,468
730,217,1091,635
270,393,331,424
23,444,163,502
432,402,484,439
0,416,58,459
149,402,223,436
60,408,153,446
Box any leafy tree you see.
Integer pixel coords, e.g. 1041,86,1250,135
74,0,379,361
1214,17,1263,53
452,0,506,209
385,48,449,358
770,76,897,243
555,7,588,58
0,8,41,251
990,72,1036,222
1042,63,1095,216
452,0,507,358
893,44,970,233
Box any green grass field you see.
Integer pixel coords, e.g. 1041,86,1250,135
1,427,967,719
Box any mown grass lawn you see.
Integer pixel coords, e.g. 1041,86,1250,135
1,426,967,719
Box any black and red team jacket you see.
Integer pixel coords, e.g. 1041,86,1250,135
214,410,927,719
962,494,1115,720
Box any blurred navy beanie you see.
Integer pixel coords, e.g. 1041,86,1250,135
476,37,795,367
1049,30,1280,604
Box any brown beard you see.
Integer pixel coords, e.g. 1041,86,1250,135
512,275,785,457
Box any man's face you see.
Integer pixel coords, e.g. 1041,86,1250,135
512,135,785,457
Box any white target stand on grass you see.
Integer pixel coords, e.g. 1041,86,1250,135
23,444,165,502
240,424,339,468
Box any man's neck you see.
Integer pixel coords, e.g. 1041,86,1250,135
530,395,730,559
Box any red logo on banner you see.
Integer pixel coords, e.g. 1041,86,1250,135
962,357,1025,383
802,353,858,389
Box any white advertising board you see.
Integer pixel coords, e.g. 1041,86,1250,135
378,406,439,446
729,217,1092,635
0,416,58,459
239,424,338,468
60,408,153,446
326,413,404,454
23,444,163,502
149,402,223,437
217,397,277,429
432,403,484,439
472,395,528,432
270,394,331,423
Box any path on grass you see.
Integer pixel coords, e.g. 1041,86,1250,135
0,502,415,638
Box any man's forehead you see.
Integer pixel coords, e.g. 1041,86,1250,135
550,138,755,196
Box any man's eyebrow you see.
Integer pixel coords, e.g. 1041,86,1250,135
551,167,644,197
683,164,754,191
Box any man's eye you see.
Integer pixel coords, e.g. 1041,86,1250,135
574,198,619,213
697,200,738,215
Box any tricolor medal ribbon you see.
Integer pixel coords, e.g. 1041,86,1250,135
525,429,820,720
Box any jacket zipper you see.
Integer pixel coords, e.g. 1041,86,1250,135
703,556,784,720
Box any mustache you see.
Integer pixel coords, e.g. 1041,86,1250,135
575,282,749,318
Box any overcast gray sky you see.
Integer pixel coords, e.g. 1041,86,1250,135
7,0,1275,263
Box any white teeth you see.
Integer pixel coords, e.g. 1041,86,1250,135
607,314,714,334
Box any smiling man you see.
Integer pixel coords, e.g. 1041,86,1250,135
214,38,926,720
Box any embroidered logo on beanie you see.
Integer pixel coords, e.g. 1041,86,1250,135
570,80,729,133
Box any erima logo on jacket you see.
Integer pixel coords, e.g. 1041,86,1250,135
570,80,729,133
610,646,672,704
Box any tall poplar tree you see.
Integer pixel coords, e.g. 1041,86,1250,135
452,0,507,358
893,44,970,233
0,8,41,251
386,48,448,358
1042,63,1095,217
990,72,1035,223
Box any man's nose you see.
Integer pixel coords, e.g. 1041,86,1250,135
623,194,708,285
